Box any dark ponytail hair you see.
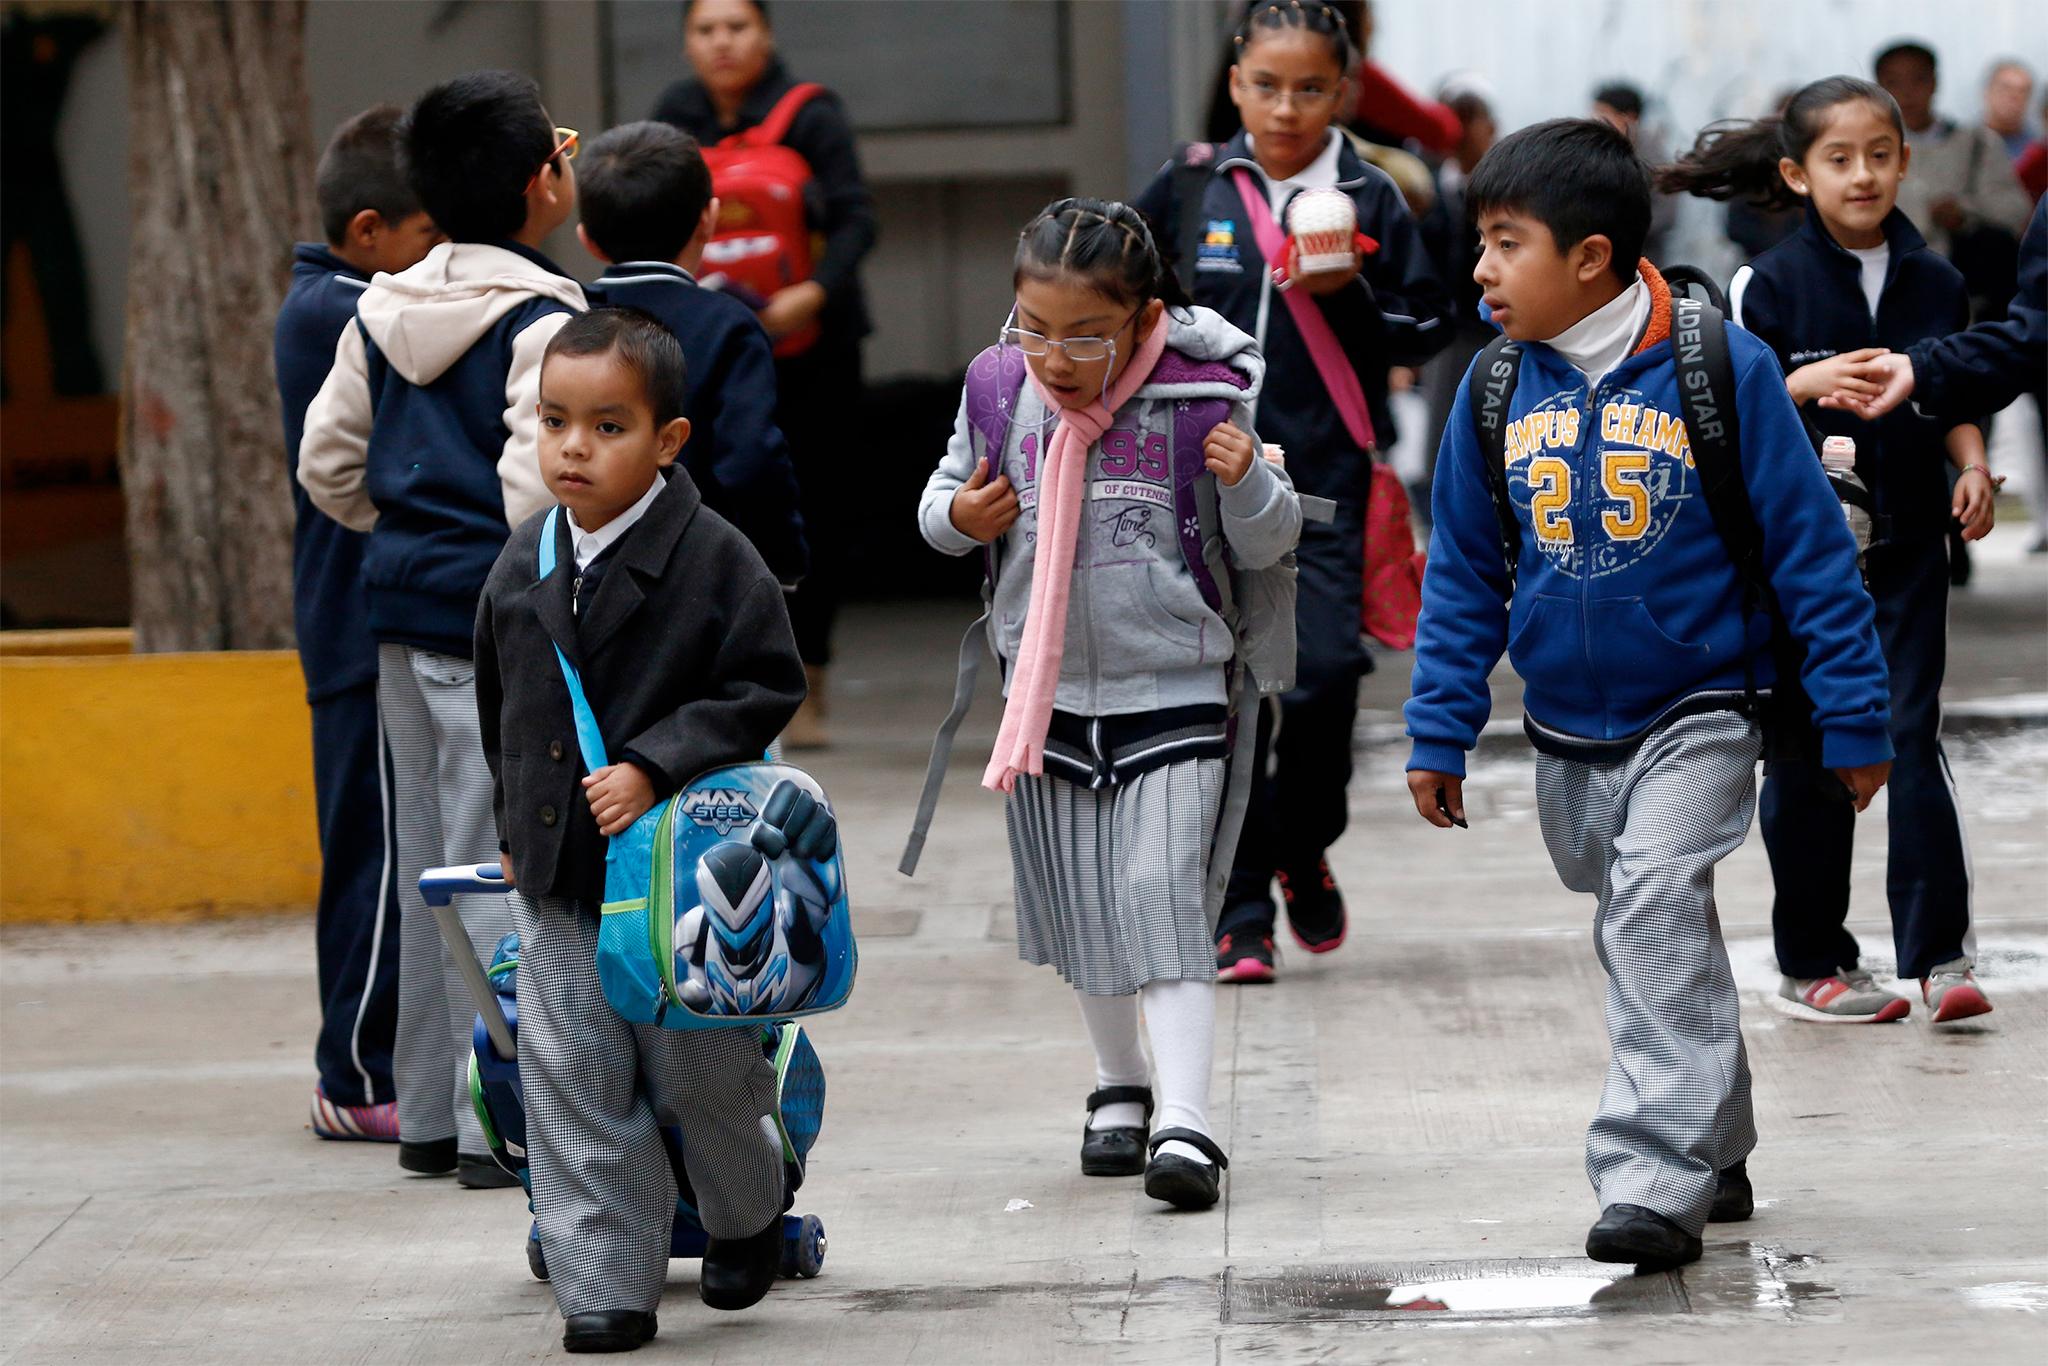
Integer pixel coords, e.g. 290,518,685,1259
1013,197,1194,313
1657,76,1904,210
1233,1,1359,75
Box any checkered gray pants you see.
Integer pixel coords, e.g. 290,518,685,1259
1536,708,1762,1237
513,894,785,1317
380,644,510,1152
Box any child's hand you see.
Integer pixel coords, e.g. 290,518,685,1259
1204,422,1256,486
1406,771,1467,827
948,458,1019,544
1817,351,1914,420
1294,244,1363,296
1832,760,1891,814
1786,348,1889,406
500,852,516,888
1953,466,1997,541
583,761,655,836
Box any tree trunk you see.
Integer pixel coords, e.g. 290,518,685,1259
119,1,314,652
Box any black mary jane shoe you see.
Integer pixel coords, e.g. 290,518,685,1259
1142,1128,1229,1210
562,1310,656,1354
699,1217,783,1311
1585,1203,1702,1271
1081,1086,1153,1176
1708,1161,1753,1223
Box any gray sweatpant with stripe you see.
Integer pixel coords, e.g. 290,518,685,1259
513,894,785,1317
381,644,511,1153
1536,709,1762,1236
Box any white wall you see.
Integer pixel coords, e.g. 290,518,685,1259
1368,0,2048,277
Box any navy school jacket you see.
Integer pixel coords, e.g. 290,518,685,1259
586,262,808,583
1405,264,1892,777
1731,203,1973,542
1908,197,2047,417
274,244,377,701
1133,129,1455,509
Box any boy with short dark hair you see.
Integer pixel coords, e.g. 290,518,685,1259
299,71,584,1186
475,307,806,1353
1404,118,1892,1270
575,120,807,585
275,103,441,1144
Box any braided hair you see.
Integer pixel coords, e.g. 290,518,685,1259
1232,1,1359,73
1013,197,1193,312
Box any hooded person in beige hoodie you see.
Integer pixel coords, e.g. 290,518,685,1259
297,72,584,1188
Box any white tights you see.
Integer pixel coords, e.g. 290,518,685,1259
1074,979,1217,1164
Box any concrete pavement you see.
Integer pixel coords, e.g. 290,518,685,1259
3,523,2043,1363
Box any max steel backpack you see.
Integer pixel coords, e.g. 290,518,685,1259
545,505,858,1029
1468,266,1821,763
700,82,828,358
899,341,1333,920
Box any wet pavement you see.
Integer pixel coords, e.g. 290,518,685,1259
2,522,2043,1363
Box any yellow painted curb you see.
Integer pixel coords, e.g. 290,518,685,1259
0,649,319,922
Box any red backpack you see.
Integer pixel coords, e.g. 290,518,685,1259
700,82,827,357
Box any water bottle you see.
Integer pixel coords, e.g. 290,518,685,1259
1820,435,1872,564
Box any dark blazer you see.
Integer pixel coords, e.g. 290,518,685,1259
1733,204,1972,541
474,469,806,903
585,262,808,583
652,57,877,346
274,244,377,701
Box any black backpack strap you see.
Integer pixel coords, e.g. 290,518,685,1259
1469,334,1524,591
1658,263,1728,313
1669,295,1816,761
1168,143,1218,297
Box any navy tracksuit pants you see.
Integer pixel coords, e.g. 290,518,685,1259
310,680,400,1108
1760,535,1973,981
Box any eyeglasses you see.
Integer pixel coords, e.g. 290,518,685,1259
998,307,1138,363
1242,80,1338,111
523,127,579,194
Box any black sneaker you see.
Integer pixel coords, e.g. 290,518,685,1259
1585,1203,1702,1271
1216,930,1275,983
1277,859,1347,953
1708,1161,1753,1222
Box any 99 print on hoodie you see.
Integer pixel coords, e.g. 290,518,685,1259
298,241,584,659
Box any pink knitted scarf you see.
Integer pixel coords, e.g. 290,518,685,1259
982,319,1170,792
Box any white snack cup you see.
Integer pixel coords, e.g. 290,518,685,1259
1287,188,1357,274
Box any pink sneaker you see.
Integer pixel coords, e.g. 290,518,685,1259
310,1084,400,1142
1922,958,1993,1022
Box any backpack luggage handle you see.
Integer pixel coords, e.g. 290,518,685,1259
417,863,517,1060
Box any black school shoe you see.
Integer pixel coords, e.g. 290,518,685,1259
699,1217,782,1310
1081,1086,1152,1176
1143,1129,1229,1210
1277,859,1347,953
458,1152,522,1189
398,1137,457,1175
563,1310,656,1354
1585,1204,1702,1271
1708,1162,1754,1222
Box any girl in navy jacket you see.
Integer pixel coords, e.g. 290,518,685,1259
1663,76,1996,1023
1134,1,1453,979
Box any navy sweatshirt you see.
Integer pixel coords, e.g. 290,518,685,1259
274,244,377,701
1732,204,1973,542
1908,197,2047,417
586,262,808,583
1406,266,1891,776
1134,129,1455,509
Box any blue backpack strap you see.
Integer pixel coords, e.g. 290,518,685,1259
536,507,610,774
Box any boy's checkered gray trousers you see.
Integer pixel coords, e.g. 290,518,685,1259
513,893,785,1317
1536,708,1762,1237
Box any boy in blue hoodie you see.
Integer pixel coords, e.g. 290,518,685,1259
1404,120,1892,1271
299,72,584,1186
575,121,807,587
274,104,441,1143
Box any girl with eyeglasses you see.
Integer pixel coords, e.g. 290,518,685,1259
1134,0,1455,984
915,198,1303,1210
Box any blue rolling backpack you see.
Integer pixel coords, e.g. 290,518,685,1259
418,505,857,1282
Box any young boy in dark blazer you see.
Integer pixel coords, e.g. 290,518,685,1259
575,120,807,588
474,307,806,1354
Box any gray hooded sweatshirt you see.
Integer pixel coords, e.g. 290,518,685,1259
919,307,1301,715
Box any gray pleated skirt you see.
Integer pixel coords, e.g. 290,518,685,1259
1005,757,1223,996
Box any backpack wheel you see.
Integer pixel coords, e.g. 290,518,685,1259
526,1224,550,1282
793,1214,825,1278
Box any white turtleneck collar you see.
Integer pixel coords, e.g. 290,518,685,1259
1542,275,1651,389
